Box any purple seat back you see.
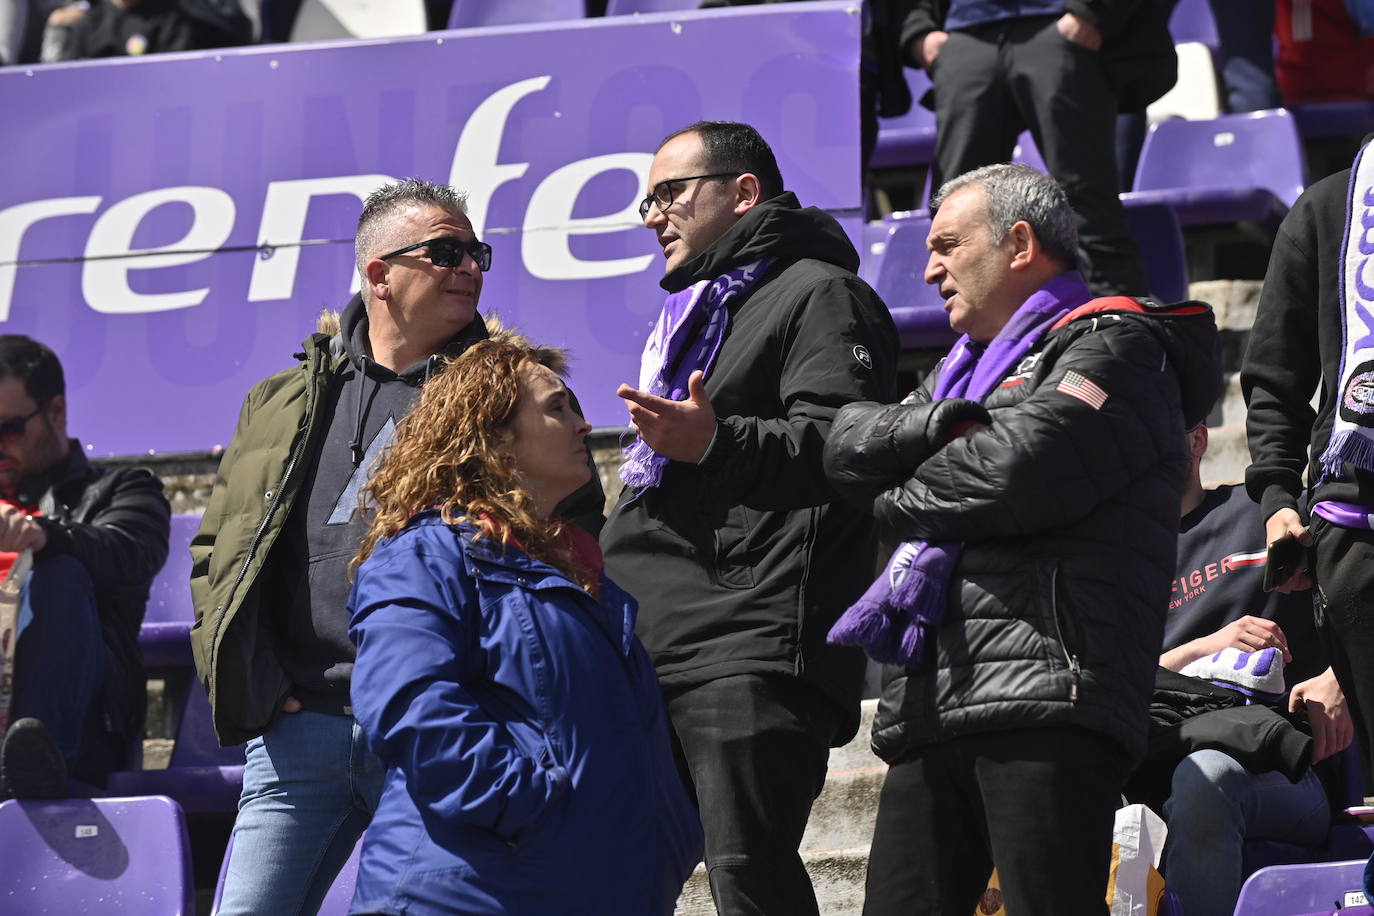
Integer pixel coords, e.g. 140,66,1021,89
210,831,362,914
1132,110,1306,209
140,514,200,670
1121,200,1190,304
605,0,697,13
872,215,958,350
1234,859,1367,915
447,0,587,28
1168,0,1219,54
1011,131,1047,173
0,795,194,915
871,69,937,170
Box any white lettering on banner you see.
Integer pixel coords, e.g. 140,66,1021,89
0,196,103,322
450,75,551,239
83,186,235,314
248,175,393,302
1,74,659,317
523,153,653,280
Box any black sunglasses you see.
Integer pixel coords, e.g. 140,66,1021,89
638,172,739,220
380,236,493,272
0,404,44,444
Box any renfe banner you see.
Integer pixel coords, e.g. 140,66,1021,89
0,2,863,457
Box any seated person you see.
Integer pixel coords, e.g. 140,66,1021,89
1152,423,1350,916
42,0,249,62
0,335,170,798
347,338,703,916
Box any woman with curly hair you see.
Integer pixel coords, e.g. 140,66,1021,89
346,338,703,915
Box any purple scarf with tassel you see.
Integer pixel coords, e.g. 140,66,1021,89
620,257,775,490
828,272,1092,668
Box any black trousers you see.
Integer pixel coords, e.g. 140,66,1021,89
666,674,840,916
929,17,1149,297
862,726,1128,916
1312,518,1374,789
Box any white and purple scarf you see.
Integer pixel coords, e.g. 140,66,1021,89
620,257,775,490
1320,142,1374,485
827,272,1092,668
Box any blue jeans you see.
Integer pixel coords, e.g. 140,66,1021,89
1162,749,1330,916
217,709,384,916
12,555,110,779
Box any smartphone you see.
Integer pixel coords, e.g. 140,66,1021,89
1262,534,1308,592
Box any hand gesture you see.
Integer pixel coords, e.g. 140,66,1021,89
1290,668,1352,763
617,371,717,464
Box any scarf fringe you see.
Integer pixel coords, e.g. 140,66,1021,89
1320,429,1374,483
619,439,665,490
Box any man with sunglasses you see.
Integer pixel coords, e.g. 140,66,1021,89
0,335,169,799
601,121,898,915
191,178,602,915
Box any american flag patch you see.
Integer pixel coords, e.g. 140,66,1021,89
1056,371,1108,409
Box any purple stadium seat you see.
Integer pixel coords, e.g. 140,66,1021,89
1291,100,1374,141
106,678,245,815
447,0,586,28
0,795,194,915
140,514,200,670
858,220,892,287
1122,109,1306,229
871,214,958,350
209,832,362,914
605,0,697,13
1234,859,1369,916
871,69,937,170
1168,0,1220,55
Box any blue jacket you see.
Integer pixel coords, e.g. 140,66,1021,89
347,513,703,915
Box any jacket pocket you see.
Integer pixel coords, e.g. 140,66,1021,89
713,504,757,590
1045,563,1083,703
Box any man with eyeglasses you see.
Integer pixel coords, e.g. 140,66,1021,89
0,335,169,800
191,178,603,915
601,120,898,915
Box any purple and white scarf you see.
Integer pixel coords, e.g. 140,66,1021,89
620,257,775,490
827,272,1093,669
1319,141,1374,485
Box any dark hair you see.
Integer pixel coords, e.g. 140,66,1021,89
355,178,470,279
0,336,64,404
660,121,785,200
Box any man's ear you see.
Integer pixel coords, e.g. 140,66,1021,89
734,173,763,217
45,394,67,437
365,258,390,302
1006,220,1039,271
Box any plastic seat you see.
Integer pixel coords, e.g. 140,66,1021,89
107,677,245,815
1233,858,1369,915
0,795,194,915
1290,100,1374,141
871,214,958,350
209,831,362,914
1168,0,1219,55
1122,109,1306,230
139,514,200,670
605,0,697,13
447,0,586,28
871,69,937,170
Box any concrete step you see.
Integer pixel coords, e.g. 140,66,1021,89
828,698,880,773
674,845,870,916
803,764,884,852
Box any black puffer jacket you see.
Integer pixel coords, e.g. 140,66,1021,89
825,296,1220,763
601,193,899,745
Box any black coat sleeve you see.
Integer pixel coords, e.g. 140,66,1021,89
874,322,1181,542
696,276,899,512
36,468,171,601
1241,220,1322,522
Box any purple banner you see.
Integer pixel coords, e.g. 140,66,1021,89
0,3,862,456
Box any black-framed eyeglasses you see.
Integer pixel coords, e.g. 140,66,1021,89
0,404,44,444
380,236,493,272
638,172,739,220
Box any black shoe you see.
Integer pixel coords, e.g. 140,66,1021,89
1,718,68,799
